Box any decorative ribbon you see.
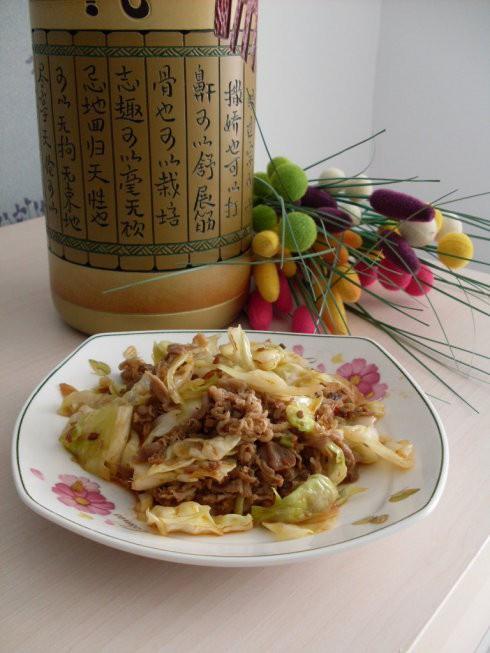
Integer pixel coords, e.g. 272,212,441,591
214,0,258,69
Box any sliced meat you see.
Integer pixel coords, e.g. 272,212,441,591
119,358,154,388
259,441,296,472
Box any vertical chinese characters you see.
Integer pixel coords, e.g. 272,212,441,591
114,63,146,240
35,59,59,227
223,77,243,221
80,64,110,229
52,63,83,234
154,64,181,229
191,65,217,235
219,55,244,258
242,86,256,224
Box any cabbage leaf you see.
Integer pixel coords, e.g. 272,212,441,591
145,502,253,536
121,372,152,406
217,364,321,398
166,352,193,404
228,325,254,370
263,507,339,540
142,409,182,447
166,435,240,462
132,459,236,491
252,474,338,524
58,389,113,417
343,424,414,469
60,403,133,480
325,441,348,485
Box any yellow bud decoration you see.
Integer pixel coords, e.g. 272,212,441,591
316,291,348,335
332,265,362,303
437,214,463,241
367,249,383,262
312,276,327,300
340,230,363,250
254,262,280,302
379,224,400,235
437,233,474,269
281,248,297,278
252,230,279,258
314,239,349,265
434,208,443,232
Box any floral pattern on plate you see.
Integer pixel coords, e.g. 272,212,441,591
52,474,115,516
336,358,388,399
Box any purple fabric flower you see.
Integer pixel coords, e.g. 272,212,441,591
316,207,353,232
380,230,421,273
370,189,434,222
301,186,337,209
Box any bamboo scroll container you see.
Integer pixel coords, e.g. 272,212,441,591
29,0,257,333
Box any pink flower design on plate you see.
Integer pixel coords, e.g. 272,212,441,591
316,363,326,372
30,468,44,480
293,344,304,356
52,475,115,516
336,358,388,400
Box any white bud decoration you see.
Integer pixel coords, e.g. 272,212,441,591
319,167,346,196
338,201,362,225
436,214,463,241
399,218,438,247
346,174,373,202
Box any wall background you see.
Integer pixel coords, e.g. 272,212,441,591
371,0,490,267
0,1,45,224
0,0,488,266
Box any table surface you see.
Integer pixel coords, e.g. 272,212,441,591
1,218,489,653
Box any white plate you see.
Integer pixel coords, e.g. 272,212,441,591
12,330,448,567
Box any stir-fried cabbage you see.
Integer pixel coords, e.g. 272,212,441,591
132,459,236,490
275,360,340,390
286,399,317,433
343,423,414,469
166,435,240,462
262,522,316,540
88,359,111,376
217,364,321,398
135,492,154,521
57,327,415,542
325,441,348,485
335,485,367,506
263,509,339,540
58,389,113,417
60,404,133,480
121,372,152,406
120,430,140,468
145,502,253,535
166,352,193,404
252,474,338,524
142,409,182,447
228,325,255,370
152,340,171,364
214,513,254,533
179,374,219,400
96,375,125,397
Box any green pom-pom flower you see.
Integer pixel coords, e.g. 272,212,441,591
253,172,273,200
280,211,317,252
253,204,277,232
270,163,308,202
266,156,290,179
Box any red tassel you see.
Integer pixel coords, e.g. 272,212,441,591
214,0,232,39
215,0,258,69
